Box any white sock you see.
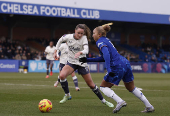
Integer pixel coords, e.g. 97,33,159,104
72,76,77,80
131,87,152,107
65,93,70,96
100,87,123,103
101,98,106,103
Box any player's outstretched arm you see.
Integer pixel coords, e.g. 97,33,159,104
101,46,115,77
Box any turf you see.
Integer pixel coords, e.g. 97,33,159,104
0,73,170,116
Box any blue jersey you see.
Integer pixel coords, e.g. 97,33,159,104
95,36,133,85
96,36,124,66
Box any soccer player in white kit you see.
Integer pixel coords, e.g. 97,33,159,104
54,43,80,91
44,41,56,78
53,24,113,108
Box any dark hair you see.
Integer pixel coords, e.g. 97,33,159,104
95,25,111,37
75,24,91,40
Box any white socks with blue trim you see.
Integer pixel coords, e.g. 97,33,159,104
100,87,123,103
131,87,152,107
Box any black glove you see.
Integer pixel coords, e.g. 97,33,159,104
79,57,87,64
109,72,116,77
107,68,116,77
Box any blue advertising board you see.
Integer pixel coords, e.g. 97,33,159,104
0,60,19,72
151,63,168,73
88,62,104,73
28,60,60,72
130,62,151,73
0,1,170,25
168,63,170,72
19,60,28,67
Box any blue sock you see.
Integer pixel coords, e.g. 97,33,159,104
92,85,104,100
60,79,69,94
46,69,49,75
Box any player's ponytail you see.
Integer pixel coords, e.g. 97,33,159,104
103,25,111,34
75,24,91,40
95,22,112,37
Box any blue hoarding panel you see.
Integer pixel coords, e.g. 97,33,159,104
0,60,19,72
130,62,151,73
19,60,28,66
0,1,170,25
28,60,60,72
151,63,168,73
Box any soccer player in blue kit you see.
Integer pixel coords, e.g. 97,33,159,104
79,24,154,113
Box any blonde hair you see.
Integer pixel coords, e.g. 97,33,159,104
95,25,111,37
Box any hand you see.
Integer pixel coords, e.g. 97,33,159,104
75,52,82,58
109,72,115,77
107,68,115,77
79,57,87,64
53,53,58,59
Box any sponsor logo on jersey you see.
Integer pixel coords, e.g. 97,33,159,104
69,46,80,51
63,34,67,37
68,40,72,43
97,42,103,47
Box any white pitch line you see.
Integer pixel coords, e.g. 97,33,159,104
4,83,170,92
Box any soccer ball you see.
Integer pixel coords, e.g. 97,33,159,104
38,99,52,113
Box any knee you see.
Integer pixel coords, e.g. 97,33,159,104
59,73,66,80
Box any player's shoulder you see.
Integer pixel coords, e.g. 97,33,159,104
46,46,50,49
97,39,106,48
62,34,73,38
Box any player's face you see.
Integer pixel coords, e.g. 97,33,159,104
50,42,53,47
92,29,100,41
74,28,85,39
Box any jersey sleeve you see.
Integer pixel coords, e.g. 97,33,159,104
97,41,107,50
56,35,68,50
45,47,48,53
82,36,88,46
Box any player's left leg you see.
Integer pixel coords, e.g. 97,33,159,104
50,61,54,76
124,81,154,113
81,73,113,108
71,72,80,91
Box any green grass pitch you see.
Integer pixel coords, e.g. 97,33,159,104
0,73,170,116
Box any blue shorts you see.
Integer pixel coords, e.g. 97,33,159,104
104,62,134,85
59,63,65,71
46,59,54,65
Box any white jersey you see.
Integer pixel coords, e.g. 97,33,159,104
56,34,89,67
58,43,68,64
45,46,56,60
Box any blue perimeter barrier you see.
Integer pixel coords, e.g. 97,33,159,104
0,60,170,73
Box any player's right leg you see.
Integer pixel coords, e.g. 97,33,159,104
54,63,65,87
59,65,74,104
100,80,126,113
46,60,50,78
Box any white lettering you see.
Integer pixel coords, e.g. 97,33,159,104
81,10,86,18
28,5,33,14
8,3,13,12
51,7,57,15
61,8,66,16
23,5,27,14
33,6,39,14
40,6,45,15
0,63,15,68
1,3,7,12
